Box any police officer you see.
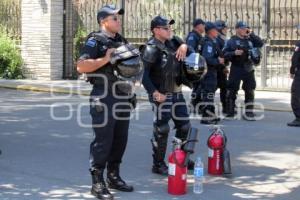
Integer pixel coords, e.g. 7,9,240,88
215,20,229,114
223,21,264,120
77,5,138,200
141,16,194,175
200,22,224,124
186,18,206,113
287,34,300,127
186,18,206,52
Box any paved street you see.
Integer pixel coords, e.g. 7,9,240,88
0,88,299,200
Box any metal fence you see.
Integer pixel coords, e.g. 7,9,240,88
72,0,187,43
0,0,21,41
191,0,300,90
266,0,300,90
65,0,300,91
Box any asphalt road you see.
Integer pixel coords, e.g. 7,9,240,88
0,88,299,200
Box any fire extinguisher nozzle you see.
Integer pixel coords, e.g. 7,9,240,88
183,127,199,153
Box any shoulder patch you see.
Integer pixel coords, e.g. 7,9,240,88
86,39,97,47
224,40,229,46
188,36,195,41
207,45,213,53
295,46,299,52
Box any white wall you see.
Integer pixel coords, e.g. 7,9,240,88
21,0,63,80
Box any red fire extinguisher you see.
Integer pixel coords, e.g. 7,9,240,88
168,138,187,195
168,127,199,195
207,127,231,176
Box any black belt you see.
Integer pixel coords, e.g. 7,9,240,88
91,74,117,85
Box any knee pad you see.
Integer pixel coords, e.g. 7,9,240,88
154,123,170,138
175,123,191,140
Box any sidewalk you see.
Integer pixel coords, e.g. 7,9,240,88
0,79,292,112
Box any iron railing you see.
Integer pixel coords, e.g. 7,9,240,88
64,0,300,91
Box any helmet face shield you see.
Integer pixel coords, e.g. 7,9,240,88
184,53,207,82
111,44,140,64
116,56,143,78
111,44,144,94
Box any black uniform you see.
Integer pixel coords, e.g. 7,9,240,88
216,33,228,113
200,36,223,123
142,36,192,174
81,5,135,200
186,30,204,112
288,42,300,126
79,30,135,180
223,33,263,117
186,30,203,53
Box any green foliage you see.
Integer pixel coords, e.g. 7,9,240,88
74,26,87,61
0,28,23,79
0,0,21,41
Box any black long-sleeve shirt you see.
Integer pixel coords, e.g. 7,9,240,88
223,33,264,67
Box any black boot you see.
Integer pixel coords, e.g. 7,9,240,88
90,169,113,200
187,159,195,170
201,118,219,125
190,94,203,115
225,90,237,119
190,93,197,114
243,90,256,121
151,123,169,175
221,103,227,115
151,138,168,175
152,160,168,175
243,110,256,121
201,105,220,124
107,164,134,192
287,118,300,127
220,87,228,115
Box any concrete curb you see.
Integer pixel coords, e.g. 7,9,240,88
0,82,292,112
259,107,291,112
0,83,90,96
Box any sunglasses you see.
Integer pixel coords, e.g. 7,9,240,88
106,15,120,22
157,26,172,31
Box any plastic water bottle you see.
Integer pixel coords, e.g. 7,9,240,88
193,157,204,194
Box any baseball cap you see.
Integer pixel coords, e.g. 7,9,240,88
235,21,249,29
205,21,217,32
97,4,124,23
215,20,228,30
150,15,175,30
193,18,205,27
